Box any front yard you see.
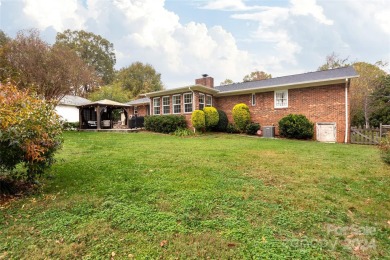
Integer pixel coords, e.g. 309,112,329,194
1,132,389,259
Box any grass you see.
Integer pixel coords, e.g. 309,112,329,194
1,131,389,259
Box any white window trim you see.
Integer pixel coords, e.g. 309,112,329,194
134,106,138,115
172,94,181,114
183,92,193,113
199,93,205,110
274,90,288,108
251,93,256,106
153,97,161,115
162,96,170,115
206,95,212,107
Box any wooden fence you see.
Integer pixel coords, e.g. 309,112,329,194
350,124,390,145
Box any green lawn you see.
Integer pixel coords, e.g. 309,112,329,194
1,131,389,259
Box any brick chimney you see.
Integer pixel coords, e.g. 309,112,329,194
195,74,214,88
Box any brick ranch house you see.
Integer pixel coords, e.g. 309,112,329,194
127,67,358,143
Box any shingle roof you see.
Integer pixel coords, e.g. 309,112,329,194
215,66,358,93
125,97,150,105
59,95,91,106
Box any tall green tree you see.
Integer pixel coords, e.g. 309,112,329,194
88,82,131,103
243,71,272,82
368,75,390,127
55,29,116,85
116,62,163,97
1,29,99,100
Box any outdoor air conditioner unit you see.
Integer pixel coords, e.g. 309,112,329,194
263,126,275,138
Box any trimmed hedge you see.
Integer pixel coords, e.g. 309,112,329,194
191,110,205,131
203,106,219,130
278,114,314,140
215,109,228,132
144,115,186,134
246,122,260,135
232,103,251,132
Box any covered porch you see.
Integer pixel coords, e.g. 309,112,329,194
77,99,132,130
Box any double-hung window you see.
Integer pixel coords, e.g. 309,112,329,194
184,93,193,113
162,96,170,114
172,95,181,114
153,97,160,115
274,90,288,108
199,93,205,110
206,95,212,107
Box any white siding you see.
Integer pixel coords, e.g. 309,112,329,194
55,105,80,122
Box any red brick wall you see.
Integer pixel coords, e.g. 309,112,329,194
215,84,348,143
128,105,149,117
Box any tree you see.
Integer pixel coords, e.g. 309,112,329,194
0,30,10,46
1,29,99,100
220,79,234,85
55,29,116,85
116,62,163,98
317,52,351,71
243,71,272,82
369,75,390,127
351,62,387,128
88,82,131,103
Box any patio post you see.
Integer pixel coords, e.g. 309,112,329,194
96,105,101,129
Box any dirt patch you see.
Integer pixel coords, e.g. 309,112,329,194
0,177,39,206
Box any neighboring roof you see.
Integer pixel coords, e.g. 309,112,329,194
78,99,132,107
126,97,150,105
215,66,358,94
59,95,91,106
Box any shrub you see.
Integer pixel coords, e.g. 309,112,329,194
144,115,186,134
203,106,219,130
0,84,63,182
62,121,79,131
232,103,251,132
379,133,390,164
215,109,228,132
191,110,205,132
278,114,314,139
173,128,194,137
246,122,260,135
226,123,239,134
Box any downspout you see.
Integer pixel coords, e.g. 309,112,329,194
344,78,349,143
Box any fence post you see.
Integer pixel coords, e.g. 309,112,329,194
380,123,382,138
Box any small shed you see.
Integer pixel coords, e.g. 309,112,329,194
56,95,91,122
77,99,132,130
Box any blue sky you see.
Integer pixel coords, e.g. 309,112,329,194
0,0,389,88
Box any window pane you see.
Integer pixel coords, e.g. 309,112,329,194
206,95,212,106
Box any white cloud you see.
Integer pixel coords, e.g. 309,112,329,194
23,0,86,31
290,0,333,25
202,0,266,11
